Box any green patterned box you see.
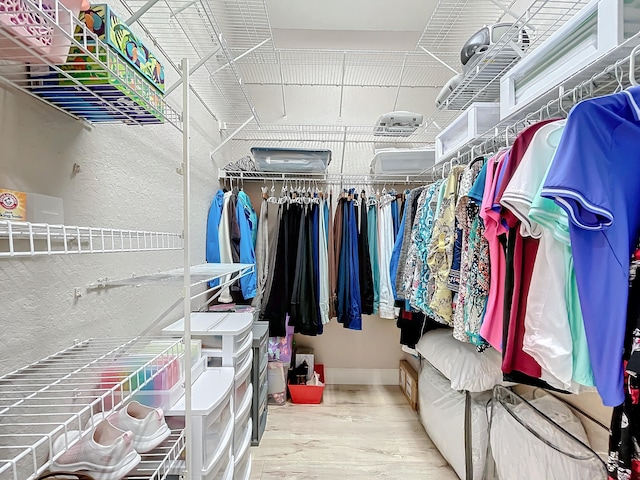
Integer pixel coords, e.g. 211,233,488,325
76,4,165,92
59,45,164,121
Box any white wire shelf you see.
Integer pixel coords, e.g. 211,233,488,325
126,430,186,480
0,337,185,480
95,263,254,288
0,220,183,258
119,0,260,124
426,32,640,173
424,0,590,135
221,123,436,145
0,0,182,127
234,48,458,88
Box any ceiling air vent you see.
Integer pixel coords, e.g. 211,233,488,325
374,111,423,137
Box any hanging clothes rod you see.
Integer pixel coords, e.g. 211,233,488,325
218,171,435,185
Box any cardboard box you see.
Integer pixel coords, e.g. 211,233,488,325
76,4,165,92
400,360,418,411
0,189,27,221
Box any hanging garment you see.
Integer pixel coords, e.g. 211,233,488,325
358,193,374,315
331,195,344,319
378,193,396,319
206,189,225,287
235,191,257,300
289,206,320,336
312,204,323,334
337,198,350,324
410,181,442,318
389,201,408,301
368,200,380,314
218,191,234,303
478,152,508,350
400,188,429,304
494,120,557,381
500,121,579,390
260,201,282,320
426,166,466,325
541,87,640,407
529,162,594,388
252,196,269,308
318,199,330,325
391,197,400,241
423,180,447,314
608,248,640,480
395,188,422,299
347,197,363,329
452,158,485,343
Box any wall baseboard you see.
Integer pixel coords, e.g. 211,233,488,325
324,368,399,385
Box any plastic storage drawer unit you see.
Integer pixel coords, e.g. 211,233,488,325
166,367,235,480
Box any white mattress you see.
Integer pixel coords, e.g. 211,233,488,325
415,329,504,392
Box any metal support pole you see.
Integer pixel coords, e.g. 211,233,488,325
165,48,221,96
125,0,161,25
393,53,408,111
277,50,287,119
181,57,193,480
338,51,347,119
209,116,255,161
210,38,271,77
339,126,347,175
419,46,459,75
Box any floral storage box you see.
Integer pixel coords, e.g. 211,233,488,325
75,4,165,92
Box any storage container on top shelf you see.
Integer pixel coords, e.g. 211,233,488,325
163,311,254,368
435,102,500,161
0,0,87,64
166,367,235,480
74,4,165,92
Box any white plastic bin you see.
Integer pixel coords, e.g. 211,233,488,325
435,103,500,161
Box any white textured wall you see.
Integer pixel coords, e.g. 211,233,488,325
0,79,220,376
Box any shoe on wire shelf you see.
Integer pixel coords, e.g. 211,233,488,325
107,401,171,453
50,420,141,480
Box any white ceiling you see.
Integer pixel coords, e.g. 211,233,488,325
265,0,438,32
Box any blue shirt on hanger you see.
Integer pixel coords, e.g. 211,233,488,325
206,189,225,287
542,86,640,407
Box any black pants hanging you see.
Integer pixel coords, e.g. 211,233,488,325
358,195,374,315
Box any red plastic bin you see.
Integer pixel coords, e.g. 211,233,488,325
288,364,325,404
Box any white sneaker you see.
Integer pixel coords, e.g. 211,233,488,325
108,401,171,453
51,420,141,480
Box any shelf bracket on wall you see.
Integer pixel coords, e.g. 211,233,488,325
165,47,222,96
210,116,255,161
125,0,162,25
418,47,459,75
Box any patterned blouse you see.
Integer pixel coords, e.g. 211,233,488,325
427,166,466,325
410,180,443,319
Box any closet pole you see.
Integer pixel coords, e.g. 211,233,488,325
181,57,194,480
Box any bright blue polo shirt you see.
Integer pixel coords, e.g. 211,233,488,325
541,86,640,407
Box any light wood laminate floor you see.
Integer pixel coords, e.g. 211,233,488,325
250,384,458,479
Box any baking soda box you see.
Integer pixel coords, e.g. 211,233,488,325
0,189,26,220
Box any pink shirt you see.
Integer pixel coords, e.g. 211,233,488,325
479,151,508,351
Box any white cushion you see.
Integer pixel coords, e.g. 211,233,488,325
415,329,503,392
